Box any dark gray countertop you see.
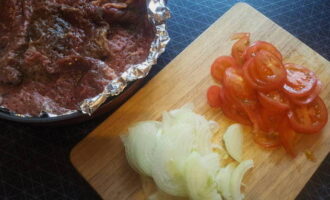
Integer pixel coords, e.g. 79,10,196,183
0,0,329,199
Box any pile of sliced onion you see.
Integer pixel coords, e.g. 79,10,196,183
121,104,253,200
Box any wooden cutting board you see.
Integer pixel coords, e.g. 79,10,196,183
70,3,330,200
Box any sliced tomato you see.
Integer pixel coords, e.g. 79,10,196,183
230,32,250,40
211,56,238,83
254,50,287,85
231,33,250,66
289,80,322,105
252,108,284,132
288,96,328,134
258,90,290,112
278,118,297,157
283,63,317,97
253,131,281,149
243,51,286,92
219,86,252,125
223,67,257,105
243,41,283,61
207,85,222,108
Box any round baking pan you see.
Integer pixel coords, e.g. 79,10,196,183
0,79,145,125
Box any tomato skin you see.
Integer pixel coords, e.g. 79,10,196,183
211,56,238,83
231,33,250,66
243,54,286,92
278,118,297,157
207,85,222,108
243,41,283,61
288,80,322,105
223,67,257,105
219,86,252,126
258,90,290,112
283,63,317,97
254,50,286,87
288,97,328,134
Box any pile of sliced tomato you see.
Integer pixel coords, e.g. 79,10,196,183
207,33,328,157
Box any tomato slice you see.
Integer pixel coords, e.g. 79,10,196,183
207,85,222,108
243,41,283,61
258,90,290,112
230,32,250,40
219,86,252,125
255,108,284,132
288,97,328,134
289,80,322,105
254,50,286,84
211,56,238,83
250,108,282,148
231,33,250,66
253,131,281,149
223,67,256,105
283,63,317,97
243,51,286,92
278,118,297,157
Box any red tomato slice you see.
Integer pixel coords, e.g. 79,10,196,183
243,51,286,92
252,107,284,132
207,85,222,108
211,56,238,83
243,41,283,61
258,90,290,112
283,63,317,97
230,32,250,40
231,33,250,66
254,50,287,84
223,67,257,105
219,86,252,125
288,96,328,134
278,118,297,157
249,107,282,148
289,80,322,105
253,131,281,148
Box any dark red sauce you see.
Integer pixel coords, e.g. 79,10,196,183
0,0,154,116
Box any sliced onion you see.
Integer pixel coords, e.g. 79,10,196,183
121,121,161,176
148,190,186,200
184,152,221,200
230,160,254,200
223,124,244,162
121,104,253,200
216,163,235,200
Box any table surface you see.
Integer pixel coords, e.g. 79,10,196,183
0,0,329,199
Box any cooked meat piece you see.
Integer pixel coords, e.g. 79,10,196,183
0,0,154,116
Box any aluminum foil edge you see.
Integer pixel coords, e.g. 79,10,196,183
80,0,171,115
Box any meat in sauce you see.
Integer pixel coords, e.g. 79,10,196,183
0,0,154,116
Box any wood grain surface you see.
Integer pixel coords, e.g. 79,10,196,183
70,3,330,200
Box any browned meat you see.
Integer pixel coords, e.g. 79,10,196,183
0,0,154,116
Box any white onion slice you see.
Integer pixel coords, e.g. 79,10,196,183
216,163,235,200
184,152,221,200
122,121,160,176
230,160,254,200
223,124,244,162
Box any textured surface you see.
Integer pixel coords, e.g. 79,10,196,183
0,0,329,199
70,3,330,200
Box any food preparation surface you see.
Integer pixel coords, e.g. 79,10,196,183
1,1,330,199
71,3,330,200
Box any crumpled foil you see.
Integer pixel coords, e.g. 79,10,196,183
0,0,170,118
78,0,171,115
